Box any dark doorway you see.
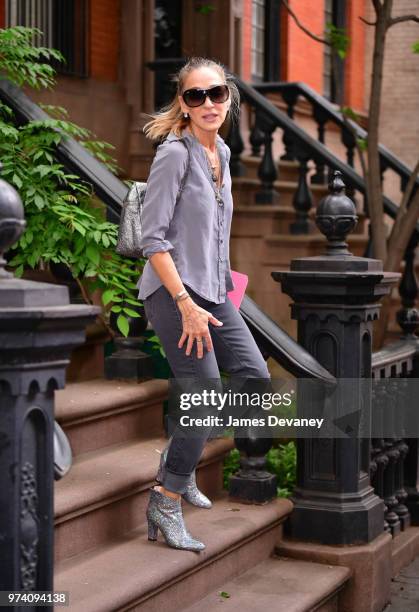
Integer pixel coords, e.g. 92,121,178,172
153,0,183,110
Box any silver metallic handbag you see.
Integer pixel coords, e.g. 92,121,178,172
116,182,147,258
115,138,191,259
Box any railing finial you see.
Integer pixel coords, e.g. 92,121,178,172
315,170,358,256
0,163,26,279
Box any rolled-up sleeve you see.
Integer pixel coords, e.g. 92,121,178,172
139,141,188,258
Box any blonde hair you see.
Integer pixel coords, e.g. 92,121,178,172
143,57,240,142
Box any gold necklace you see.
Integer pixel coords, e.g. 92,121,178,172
204,149,221,187
189,126,221,187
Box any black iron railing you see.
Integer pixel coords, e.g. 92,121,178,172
1,74,418,545
230,75,419,240
254,81,419,197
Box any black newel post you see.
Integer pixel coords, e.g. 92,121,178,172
0,174,99,595
272,171,400,545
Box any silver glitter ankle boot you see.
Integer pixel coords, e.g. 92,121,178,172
156,447,212,509
146,487,205,552
182,469,212,509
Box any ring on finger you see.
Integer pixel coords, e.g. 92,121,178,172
196,338,203,343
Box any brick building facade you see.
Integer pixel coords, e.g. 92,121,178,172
1,1,417,177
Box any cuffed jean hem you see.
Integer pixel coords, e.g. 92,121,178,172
162,469,190,494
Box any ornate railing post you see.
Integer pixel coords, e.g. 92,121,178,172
0,174,99,591
280,87,298,161
397,229,419,523
311,105,328,184
225,115,245,177
290,144,314,235
255,112,280,205
229,433,277,504
272,171,400,544
249,109,265,157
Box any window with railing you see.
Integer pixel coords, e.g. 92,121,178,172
251,0,265,81
5,0,89,78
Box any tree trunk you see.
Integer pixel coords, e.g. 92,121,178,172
375,188,419,347
366,0,393,263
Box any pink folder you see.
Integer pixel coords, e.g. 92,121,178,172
227,270,248,310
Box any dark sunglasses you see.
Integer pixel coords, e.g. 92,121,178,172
182,84,230,108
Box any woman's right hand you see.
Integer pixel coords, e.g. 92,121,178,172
177,298,223,359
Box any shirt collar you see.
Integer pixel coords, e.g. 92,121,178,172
166,127,227,186
166,127,224,147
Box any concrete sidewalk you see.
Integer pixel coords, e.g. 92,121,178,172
385,555,419,611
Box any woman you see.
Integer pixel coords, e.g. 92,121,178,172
138,57,270,552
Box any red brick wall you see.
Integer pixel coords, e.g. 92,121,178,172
90,0,120,81
280,3,288,80
285,0,325,92
345,0,366,112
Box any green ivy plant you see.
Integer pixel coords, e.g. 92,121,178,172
0,26,149,340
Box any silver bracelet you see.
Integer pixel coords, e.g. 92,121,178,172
174,289,189,302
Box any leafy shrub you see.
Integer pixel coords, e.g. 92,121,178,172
266,442,296,498
0,26,145,338
223,441,296,498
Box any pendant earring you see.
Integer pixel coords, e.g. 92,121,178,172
183,112,189,119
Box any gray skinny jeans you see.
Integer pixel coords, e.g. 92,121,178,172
143,284,271,494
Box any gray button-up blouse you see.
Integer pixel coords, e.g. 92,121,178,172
136,127,235,304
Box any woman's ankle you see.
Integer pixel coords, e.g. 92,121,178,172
154,485,181,500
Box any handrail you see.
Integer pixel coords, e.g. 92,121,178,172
0,78,333,383
0,79,127,224
234,76,419,235
240,295,336,386
372,337,419,375
254,81,419,195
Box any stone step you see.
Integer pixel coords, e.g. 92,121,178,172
263,232,370,267
54,494,293,612
232,176,328,209
232,179,367,235
54,435,234,563
55,378,168,456
243,156,302,182
232,205,368,238
183,554,351,612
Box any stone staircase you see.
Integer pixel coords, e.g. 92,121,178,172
229,157,370,339
51,130,372,611
53,376,352,611
230,155,413,346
